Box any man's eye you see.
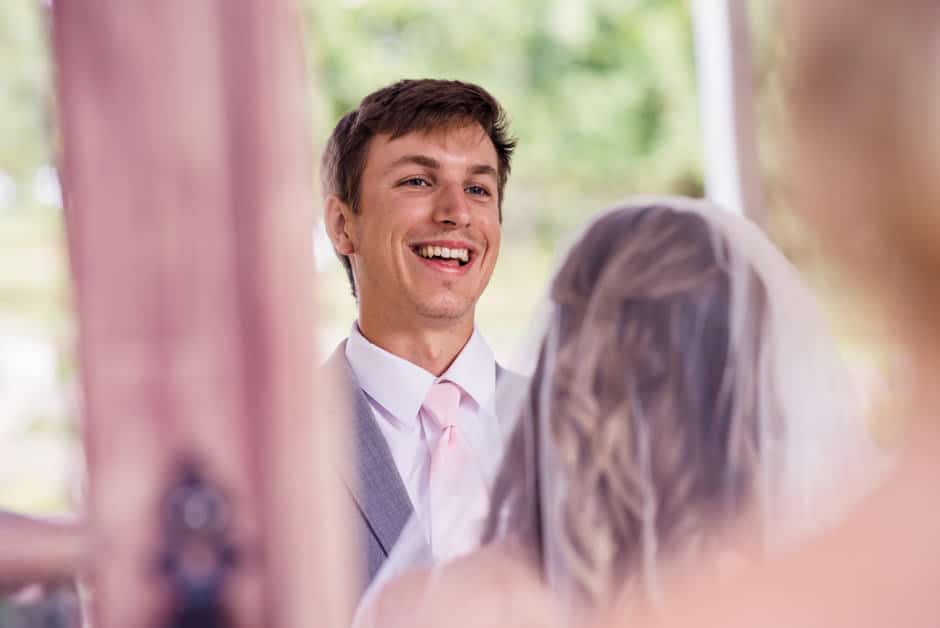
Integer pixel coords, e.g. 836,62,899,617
401,177,431,187
466,185,491,197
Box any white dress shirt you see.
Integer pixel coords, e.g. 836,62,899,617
345,323,501,551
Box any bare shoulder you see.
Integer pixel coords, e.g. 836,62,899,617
363,542,558,628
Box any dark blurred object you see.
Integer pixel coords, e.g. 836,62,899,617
158,461,237,628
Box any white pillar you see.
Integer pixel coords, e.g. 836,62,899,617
691,0,763,221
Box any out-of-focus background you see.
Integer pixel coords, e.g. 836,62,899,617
0,0,882,515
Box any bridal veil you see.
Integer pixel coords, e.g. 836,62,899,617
358,196,880,626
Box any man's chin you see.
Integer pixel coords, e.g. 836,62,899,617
412,296,475,322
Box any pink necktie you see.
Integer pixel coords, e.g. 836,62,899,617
421,380,489,560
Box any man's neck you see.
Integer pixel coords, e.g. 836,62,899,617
357,313,475,377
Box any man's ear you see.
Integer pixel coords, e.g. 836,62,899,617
323,195,356,256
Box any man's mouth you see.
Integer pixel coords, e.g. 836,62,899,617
410,244,473,268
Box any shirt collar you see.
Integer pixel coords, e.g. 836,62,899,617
345,323,497,423
440,327,496,413
346,323,434,425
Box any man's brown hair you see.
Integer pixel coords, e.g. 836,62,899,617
320,79,516,297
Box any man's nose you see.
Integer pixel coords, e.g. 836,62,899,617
432,182,471,228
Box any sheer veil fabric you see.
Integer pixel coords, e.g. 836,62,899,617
355,196,882,627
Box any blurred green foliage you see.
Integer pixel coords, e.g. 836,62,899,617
303,0,703,238
1,0,706,242
0,0,52,184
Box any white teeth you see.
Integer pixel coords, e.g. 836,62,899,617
416,246,471,262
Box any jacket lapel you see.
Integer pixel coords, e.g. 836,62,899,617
326,344,414,556
327,343,528,559
494,362,528,429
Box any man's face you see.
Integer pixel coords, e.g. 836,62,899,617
342,124,502,327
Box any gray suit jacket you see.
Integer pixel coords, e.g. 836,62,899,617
323,341,527,597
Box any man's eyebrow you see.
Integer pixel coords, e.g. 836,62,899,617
386,154,441,172
385,155,498,179
468,164,498,179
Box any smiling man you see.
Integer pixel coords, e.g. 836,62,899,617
320,79,523,592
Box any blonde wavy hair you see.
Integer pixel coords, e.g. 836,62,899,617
484,203,769,609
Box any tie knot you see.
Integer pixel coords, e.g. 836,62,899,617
422,380,463,428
